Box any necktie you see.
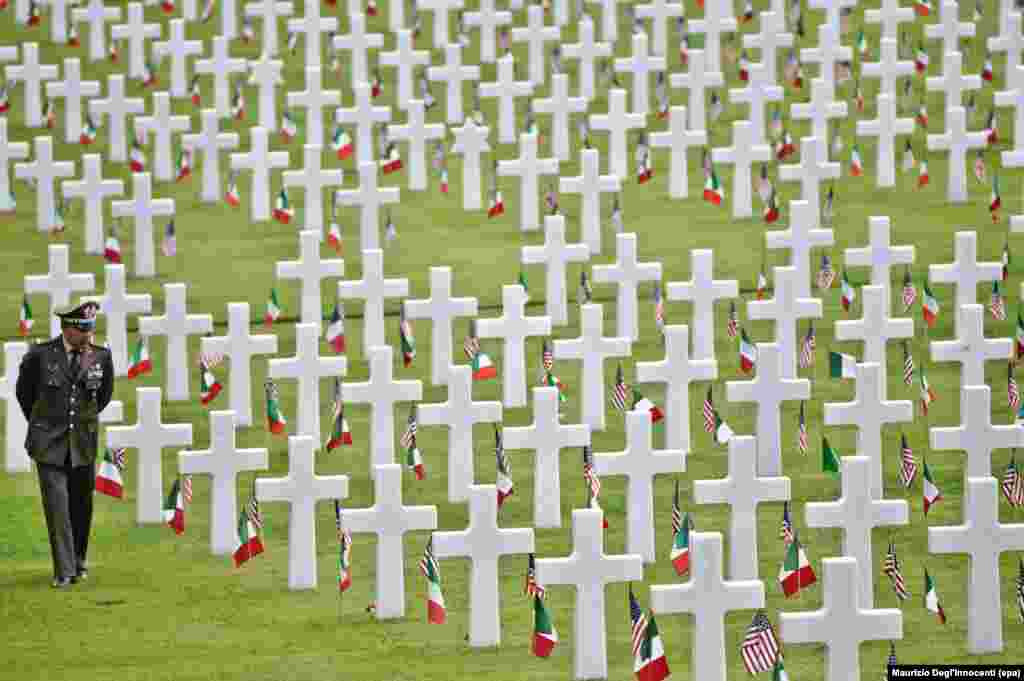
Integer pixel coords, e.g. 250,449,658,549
69,350,80,377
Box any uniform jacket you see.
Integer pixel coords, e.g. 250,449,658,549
15,337,115,467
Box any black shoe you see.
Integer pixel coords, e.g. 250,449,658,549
51,577,72,589
75,567,89,582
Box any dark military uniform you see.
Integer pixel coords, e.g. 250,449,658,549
15,302,114,585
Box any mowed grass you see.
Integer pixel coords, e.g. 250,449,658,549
1,2,1023,680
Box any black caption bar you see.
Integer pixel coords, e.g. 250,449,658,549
889,666,1024,680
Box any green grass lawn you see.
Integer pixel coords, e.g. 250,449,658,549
1,1,1023,680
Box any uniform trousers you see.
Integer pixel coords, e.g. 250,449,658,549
36,455,94,580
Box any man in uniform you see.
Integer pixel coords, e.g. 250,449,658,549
16,301,115,588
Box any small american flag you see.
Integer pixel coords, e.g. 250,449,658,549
901,267,916,311
112,447,127,470
902,341,915,386
703,387,716,433
611,363,629,411
583,446,601,498
542,339,554,373
629,588,648,658
798,402,808,453
654,283,665,331
1002,454,1024,507
817,254,835,290
524,553,545,598
741,610,780,674
799,322,815,369
883,540,910,600
899,433,917,488
780,501,794,544
671,478,683,536
182,475,193,504
727,301,738,338
464,319,480,359
399,405,417,449
161,219,176,257
418,537,440,580
247,490,263,530
991,282,1007,321
1010,362,1021,410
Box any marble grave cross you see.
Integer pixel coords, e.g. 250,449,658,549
286,67,341,148
926,51,981,114
990,11,1024,103
558,147,620,255
194,36,248,120
71,0,121,63
0,343,31,473
498,131,559,232
248,54,285,132
135,92,191,183
931,304,1013,389
110,2,161,81
650,105,707,200
930,384,1020,484
711,119,772,219
924,0,976,57
182,108,241,204
378,29,429,110
634,0,683,57
765,200,836,299
563,15,612,101
688,0,736,73
807,0,857,35
4,43,58,128
844,216,916,306
587,0,620,44
590,88,646,179
138,282,213,401
479,55,535,146
778,137,840,229
335,82,391,165
669,49,724,132
927,107,988,204
45,58,100,145
230,127,291,223
111,172,176,278
61,153,124,256
418,0,462,49
89,74,144,163
404,267,478,386
286,0,337,67
0,120,29,211
268,322,348,440
337,249,409,353
592,232,662,341
80,264,152,377
727,64,784,148
463,0,512,63
521,214,590,327
666,249,738,362
23,244,94,340
792,77,847,158
865,0,914,42
834,285,914,396
861,38,915,100
388,100,446,192
747,266,822,380
477,284,552,408
928,231,1003,332
243,0,294,58
153,19,203,100
511,6,560,86
450,118,491,210
15,136,75,233
282,145,344,237
614,31,666,117
534,73,588,162
333,161,400,252
332,13,383,87
427,43,480,125
742,9,792,84
275,229,344,333
799,24,851,96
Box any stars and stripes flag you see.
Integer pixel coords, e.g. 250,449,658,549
671,478,683,536
798,402,808,454
583,446,601,499
902,267,916,311
464,318,481,359
542,338,554,373
817,254,836,290
182,475,193,504
780,501,794,545
247,482,263,531
903,341,915,385
703,387,716,433
399,404,417,449
899,433,918,488
1010,362,1021,411
884,541,910,600
799,321,815,369
1002,453,1024,507
629,587,648,658
612,363,630,411
991,281,1007,321
727,301,738,338
524,552,545,598
741,610,781,674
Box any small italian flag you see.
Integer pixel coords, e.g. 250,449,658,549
0,85,8,115
850,144,864,176
161,0,176,14
266,380,287,435
922,461,942,515
95,448,125,499
545,372,568,403
822,437,841,478
440,167,449,194
739,329,757,373
778,534,817,597
670,512,692,575
400,308,416,367
714,412,734,445
472,349,497,380
332,126,354,160
756,270,768,300
233,509,264,567
840,271,855,311
829,351,857,379
265,288,282,327
327,221,342,253
407,442,426,480
990,174,1002,222
273,188,294,224
924,569,946,623
130,141,147,172
632,388,664,423
919,368,936,415
190,76,201,106
175,148,192,182
915,0,931,16
326,404,353,450
280,110,299,142
163,479,185,534
104,234,122,264
128,337,152,378
199,359,222,405
918,159,930,188
420,539,446,624
634,609,670,681
382,145,403,174
225,172,241,207
19,296,34,336
488,191,505,217
532,592,558,657
703,169,725,205
922,283,939,326
326,302,345,354
80,116,97,145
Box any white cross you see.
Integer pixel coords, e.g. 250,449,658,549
0,120,28,211
728,64,784,148
742,10,792,84
498,131,558,232
511,5,559,86
778,137,840,229
138,282,213,401
793,77,847,156
932,304,1013,388
747,266,822,380
614,31,666,117
256,435,349,590
861,38,914,100
182,108,240,204
799,24,850,97
179,410,269,555
220,0,239,39
427,43,480,124
844,216,915,308
335,82,391,165
110,2,161,81
649,531,765,681
404,267,478,386
479,55,534,145
688,0,737,73
669,49,724,132
243,0,294,57
45,58,100,145
153,19,203,99
926,51,980,113
71,0,121,62
378,29,429,109
712,119,773,219
931,385,1021,484
195,36,248,119
201,302,278,428
592,232,661,341
996,64,1024,156
285,0,336,67
248,53,284,132
61,153,124,256
478,284,552,408
694,435,790,580
275,229,344,333
865,0,914,41
535,509,643,680
856,92,914,187
563,15,612,101
504,386,589,527
835,285,913,397
554,302,631,432
990,11,1024,101
649,104,705,200
593,410,684,563
463,0,511,63
418,365,501,501
636,324,716,454
334,161,400,252
5,43,58,129
807,0,857,35
727,344,810,476
135,92,191,183
267,322,348,440
286,68,340,148
342,344,422,470
0,343,30,473
388,100,446,192
433,485,534,647
80,264,151,377
282,146,343,238
230,127,291,223
418,0,465,52
15,136,75,234
337,248,408,353
806,455,908,608
535,72,587,162
929,477,1024,654
24,244,94,339
590,88,646,180
999,0,1019,44
47,0,74,44
924,0,975,57
332,13,382,86
927,107,988,204
823,362,913,500
635,0,683,56
521,214,590,327
667,249,738,362
780,557,903,681
89,74,144,163
111,172,175,279
929,231,1003,333
344,464,437,619
587,0,619,44
106,387,193,524
451,118,491,210
558,147,620,256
